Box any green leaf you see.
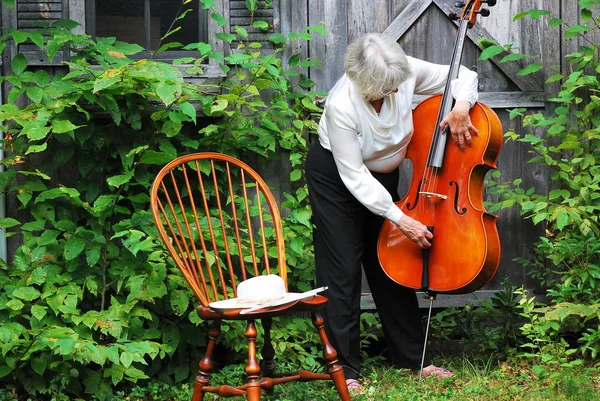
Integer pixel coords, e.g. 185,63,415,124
26,86,44,103
216,32,236,44
52,119,81,134
201,0,215,9
155,82,180,106
155,42,182,55
290,169,302,182
549,18,563,28
10,53,27,75
252,20,270,31
180,102,197,124
7,299,24,311
0,217,20,228
25,142,48,155
64,234,86,261
546,74,563,83
565,25,593,39
581,8,593,22
31,357,47,375
120,351,134,368
107,171,134,188
209,11,227,26
479,45,504,61
500,53,525,63
517,63,542,76
139,151,174,165
12,287,41,301
31,305,47,320
269,33,287,44
308,25,326,36
211,99,228,113
245,0,258,12
529,9,551,20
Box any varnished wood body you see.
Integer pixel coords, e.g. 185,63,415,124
151,153,350,400
378,96,503,294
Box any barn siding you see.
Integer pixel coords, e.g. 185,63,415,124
0,0,583,306
301,0,563,306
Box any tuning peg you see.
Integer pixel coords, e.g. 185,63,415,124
477,8,491,17
483,0,497,6
448,12,460,21
455,2,465,8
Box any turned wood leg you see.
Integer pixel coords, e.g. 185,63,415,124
245,320,262,401
192,320,221,401
312,312,351,401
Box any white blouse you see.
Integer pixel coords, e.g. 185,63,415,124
317,56,478,223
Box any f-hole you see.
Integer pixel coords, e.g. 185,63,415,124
406,179,424,210
449,181,467,215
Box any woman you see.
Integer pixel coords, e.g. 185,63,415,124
305,33,478,390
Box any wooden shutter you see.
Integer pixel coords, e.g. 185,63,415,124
16,0,69,65
225,0,279,53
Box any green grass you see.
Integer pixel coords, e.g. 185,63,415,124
117,357,600,401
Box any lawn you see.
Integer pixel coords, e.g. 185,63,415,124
116,357,600,401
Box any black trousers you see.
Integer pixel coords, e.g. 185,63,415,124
305,142,429,379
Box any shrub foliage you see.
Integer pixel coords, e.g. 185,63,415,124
0,1,326,398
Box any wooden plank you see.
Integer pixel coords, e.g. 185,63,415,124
18,4,62,11
230,0,271,9
383,0,432,40
432,0,541,92
360,290,501,310
208,0,226,59
479,91,545,108
68,0,86,35
230,9,274,17
308,0,326,91
348,0,389,42
309,0,348,92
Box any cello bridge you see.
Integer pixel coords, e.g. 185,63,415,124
419,191,448,200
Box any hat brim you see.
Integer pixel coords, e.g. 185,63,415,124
209,290,320,312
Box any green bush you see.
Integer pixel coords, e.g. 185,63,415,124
0,1,327,398
484,0,600,364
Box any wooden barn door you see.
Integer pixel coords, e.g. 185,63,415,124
359,0,559,307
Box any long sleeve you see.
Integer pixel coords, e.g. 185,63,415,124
408,56,479,106
325,102,405,223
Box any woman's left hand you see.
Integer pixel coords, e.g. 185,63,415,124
439,100,479,152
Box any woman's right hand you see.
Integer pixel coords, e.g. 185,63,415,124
395,215,433,249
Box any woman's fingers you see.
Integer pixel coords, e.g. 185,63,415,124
395,215,433,249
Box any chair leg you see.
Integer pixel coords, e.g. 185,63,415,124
312,311,351,401
245,320,262,401
192,320,221,401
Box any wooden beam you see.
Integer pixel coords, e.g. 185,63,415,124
360,290,501,310
432,0,540,92
478,91,545,108
383,0,433,40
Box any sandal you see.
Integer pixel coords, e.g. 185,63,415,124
346,378,364,394
421,365,454,378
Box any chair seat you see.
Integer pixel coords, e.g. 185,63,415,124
198,295,328,320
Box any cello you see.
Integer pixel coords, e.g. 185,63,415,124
377,0,502,296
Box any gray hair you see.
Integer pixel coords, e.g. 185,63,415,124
344,33,412,101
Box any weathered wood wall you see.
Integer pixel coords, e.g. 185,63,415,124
0,0,586,306
282,0,574,307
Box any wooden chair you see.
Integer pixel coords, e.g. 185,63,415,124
150,152,350,401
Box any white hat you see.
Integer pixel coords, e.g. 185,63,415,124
208,274,326,314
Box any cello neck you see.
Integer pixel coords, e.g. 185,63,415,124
427,19,470,168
